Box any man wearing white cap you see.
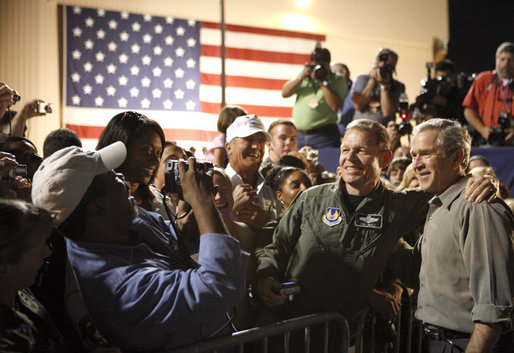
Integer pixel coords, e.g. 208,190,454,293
31,142,248,352
225,114,283,230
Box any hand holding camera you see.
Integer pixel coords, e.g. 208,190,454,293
21,99,52,120
164,158,214,203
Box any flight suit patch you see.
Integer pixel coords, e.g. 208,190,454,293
354,213,383,229
322,207,342,226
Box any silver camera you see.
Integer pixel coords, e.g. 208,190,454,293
37,102,53,114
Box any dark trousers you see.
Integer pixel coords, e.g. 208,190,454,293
297,124,341,149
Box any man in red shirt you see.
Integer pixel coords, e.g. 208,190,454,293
463,42,514,145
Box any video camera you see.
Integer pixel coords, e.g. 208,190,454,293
164,159,214,200
487,112,512,146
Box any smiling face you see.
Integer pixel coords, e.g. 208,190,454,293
276,170,311,209
212,172,234,219
268,124,298,163
337,129,391,195
226,132,267,174
411,129,462,195
120,128,163,186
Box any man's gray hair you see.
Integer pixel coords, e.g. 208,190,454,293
345,119,391,151
413,118,471,171
496,42,514,57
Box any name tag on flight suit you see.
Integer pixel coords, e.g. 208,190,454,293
354,213,383,229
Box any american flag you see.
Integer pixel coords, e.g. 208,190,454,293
63,5,325,152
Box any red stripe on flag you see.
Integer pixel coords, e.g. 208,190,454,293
201,73,287,90
201,102,292,118
202,45,310,65
66,124,219,142
201,21,325,41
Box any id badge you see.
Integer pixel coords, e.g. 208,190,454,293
308,99,319,109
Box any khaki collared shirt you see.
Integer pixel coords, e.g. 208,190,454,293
416,176,514,333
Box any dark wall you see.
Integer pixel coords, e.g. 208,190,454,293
448,0,514,74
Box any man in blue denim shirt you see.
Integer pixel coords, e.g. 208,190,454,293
31,142,248,352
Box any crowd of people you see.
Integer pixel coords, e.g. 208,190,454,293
0,41,513,353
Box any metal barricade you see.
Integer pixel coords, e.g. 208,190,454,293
353,290,423,353
163,312,350,353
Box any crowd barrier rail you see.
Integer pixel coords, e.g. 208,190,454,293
162,311,350,353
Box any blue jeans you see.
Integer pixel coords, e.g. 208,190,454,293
297,124,341,149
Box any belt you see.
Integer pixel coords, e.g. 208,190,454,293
423,324,470,341
297,124,337,134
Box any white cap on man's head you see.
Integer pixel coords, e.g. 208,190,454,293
31,141,127,225
226,114,271,143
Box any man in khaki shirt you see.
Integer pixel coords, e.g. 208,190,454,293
410,118,514,353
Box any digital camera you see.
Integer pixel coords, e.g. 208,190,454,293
164,160,214,200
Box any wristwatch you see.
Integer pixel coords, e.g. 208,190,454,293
322,80,329,87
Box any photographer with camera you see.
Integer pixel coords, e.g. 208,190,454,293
463,42,514,146
352,48,406,126
31,142,248,352
282,46,347,149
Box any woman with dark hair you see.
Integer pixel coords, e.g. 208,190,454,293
265,166,312,210
96,111,167,216
0,199,66,352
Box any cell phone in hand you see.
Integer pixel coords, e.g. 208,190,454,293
272,282,300,297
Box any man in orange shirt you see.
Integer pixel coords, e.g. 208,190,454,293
462,42,514,145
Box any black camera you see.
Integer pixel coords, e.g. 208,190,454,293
12,90,20,104
307,64,328,81
7,164,27,178
487,112,511,146
378,53,394,81
164,159,214,200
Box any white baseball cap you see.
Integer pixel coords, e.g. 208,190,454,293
31,141,127,225
226,114,271,143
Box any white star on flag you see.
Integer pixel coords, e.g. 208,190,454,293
187,38,196,47
83,84,93,94
94,96,104,106
143,33,152,43
163,78,173,88
187,19,196,26
72,50,81,60
143,14,152,22
130,87,139,97
141,98,151,108
141,77,151,87
108,19,118,30
106,64,117,74
163,99,173,109
71,95,81,105
142,55,152,65
164,57,173,67
131,43,141,54
164,36,174,45
71,72,81,82
175,47,185,57
72,6,81,14
84,40,94,50
106,86,116,96
174,89,185,99
175,68,185,78
152,67,162,77
186,59,196,68
153,46,163,56
72,27,82,37
118,75,128,86
176,26,185,36
94,74,105,84
186,79,195,89
120,12,129,20
118,97,128,107
83,62,93,72
130,65,140,75
165,17,174,24
132,22,141,32
120,31,129,41
107,42,117,51
97,9,105,17
152,88,162,98
85,17,95,27
96,29,105,39
95,51,105,62
119,53,129,64
186,100,196,110
154,24,163,34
